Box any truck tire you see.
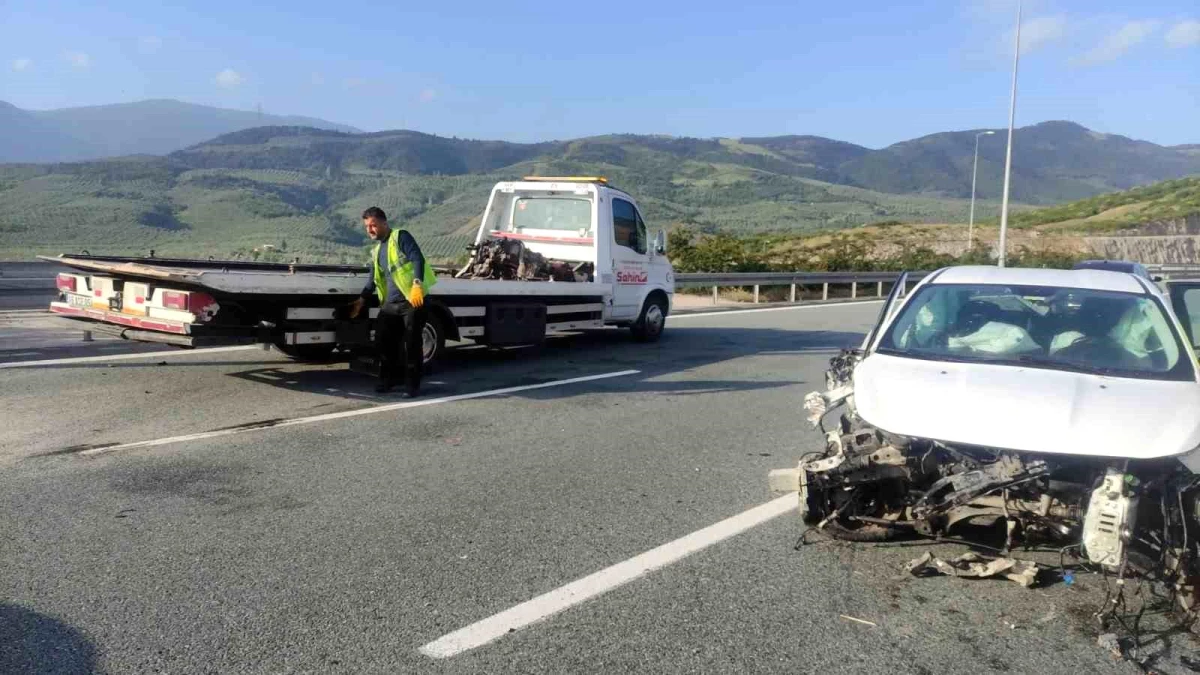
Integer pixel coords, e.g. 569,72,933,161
422,312,447,368
630,295,667,342
275,342,337,362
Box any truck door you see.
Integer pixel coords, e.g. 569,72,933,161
610,197,651,320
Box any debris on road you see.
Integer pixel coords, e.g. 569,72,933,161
838,615,877,627
904,551,1040,588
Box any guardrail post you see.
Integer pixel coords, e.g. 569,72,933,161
712,285,718,304
851,282,857,299
753,285,760,304
822,283,829,301
790,283,797,303
877,281,883,297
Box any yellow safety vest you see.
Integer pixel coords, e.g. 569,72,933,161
371,229,438,304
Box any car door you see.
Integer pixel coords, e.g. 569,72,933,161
1166,281,1200,357
610,197,650,320
861,271,909,352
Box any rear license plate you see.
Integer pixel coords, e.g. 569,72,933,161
67,294,91,309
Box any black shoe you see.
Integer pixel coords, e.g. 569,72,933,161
400,388,419,399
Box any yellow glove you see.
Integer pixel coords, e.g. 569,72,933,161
409,282,425,308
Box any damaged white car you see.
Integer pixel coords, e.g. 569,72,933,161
771,265,1200,604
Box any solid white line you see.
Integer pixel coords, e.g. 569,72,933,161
78,369,640,456
419,492,798,659
4,351,41,357
0,345,258,369
670,299,883,320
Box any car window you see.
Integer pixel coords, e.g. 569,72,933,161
612,198,646,254
880,283,1192,381
1180,288,1200,350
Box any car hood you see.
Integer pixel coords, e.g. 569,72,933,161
853,353,1200,459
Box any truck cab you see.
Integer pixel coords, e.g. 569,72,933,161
472,176,674,329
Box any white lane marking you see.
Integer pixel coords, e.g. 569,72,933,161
4,351,41,357
0,345,258,369
78,369,640,456
670,299,883,320
419,492,798,659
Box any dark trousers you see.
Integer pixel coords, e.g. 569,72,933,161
375,301,426,391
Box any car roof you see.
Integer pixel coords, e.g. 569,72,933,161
928,265,1150,294
1073,259,1149,274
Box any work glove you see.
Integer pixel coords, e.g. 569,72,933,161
346,297,365,319
408,282,425,309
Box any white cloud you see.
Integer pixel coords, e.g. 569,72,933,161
418,88,436,103
1011,16,1068,55
64,51,91,69
215,68,245,88
11,57,32,72
1166,20,1200,48
311,72,325,86
139,36,163,53
1074,19,1160,66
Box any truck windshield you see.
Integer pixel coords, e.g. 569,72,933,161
876,283,1195,381
485,194,593,234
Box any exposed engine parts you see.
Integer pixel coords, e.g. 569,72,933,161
788,347,1200,641
456,237,593,282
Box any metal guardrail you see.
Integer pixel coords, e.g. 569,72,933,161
676,264,1200,304
675,271,929,303
8,261,1200,303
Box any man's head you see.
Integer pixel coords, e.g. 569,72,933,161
362,206,390,241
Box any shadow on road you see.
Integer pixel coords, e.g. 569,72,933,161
216,326,862,401
0,603,99,675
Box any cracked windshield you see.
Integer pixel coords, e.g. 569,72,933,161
4,0,1200,673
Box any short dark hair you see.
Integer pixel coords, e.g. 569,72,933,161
362,206,387,222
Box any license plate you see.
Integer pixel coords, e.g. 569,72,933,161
67,294,91,309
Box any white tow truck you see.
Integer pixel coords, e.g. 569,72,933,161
42,176,675,366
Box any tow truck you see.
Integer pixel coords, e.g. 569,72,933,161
42,177,675,366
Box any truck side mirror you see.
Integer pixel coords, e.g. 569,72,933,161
654,230,666,255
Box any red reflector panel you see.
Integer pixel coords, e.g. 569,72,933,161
162,291,188,310
56,274,77,292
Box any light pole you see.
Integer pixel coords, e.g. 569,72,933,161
997,0,1022,267
968,130,995,252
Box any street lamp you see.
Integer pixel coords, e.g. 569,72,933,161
968,130,995,252
997,0,1022,267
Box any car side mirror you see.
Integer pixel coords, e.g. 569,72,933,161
653,230,666,255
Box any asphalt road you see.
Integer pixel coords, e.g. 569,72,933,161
1,302,1193,674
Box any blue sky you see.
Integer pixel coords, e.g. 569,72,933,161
2,0,1198,148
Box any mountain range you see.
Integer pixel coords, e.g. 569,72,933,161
1,103,1198,263
0,99,359,163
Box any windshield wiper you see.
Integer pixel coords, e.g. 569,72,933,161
1011,354,1120,376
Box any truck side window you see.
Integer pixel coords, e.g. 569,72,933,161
613,198,646,255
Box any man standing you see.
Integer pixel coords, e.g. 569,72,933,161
349,207,438,396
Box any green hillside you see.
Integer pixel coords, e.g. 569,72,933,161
0,128,1004,263
2,122,1197,263
1007,176,1200,231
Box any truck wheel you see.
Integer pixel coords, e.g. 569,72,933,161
630,296,667,342
275,343,337,362
422,313,447,367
